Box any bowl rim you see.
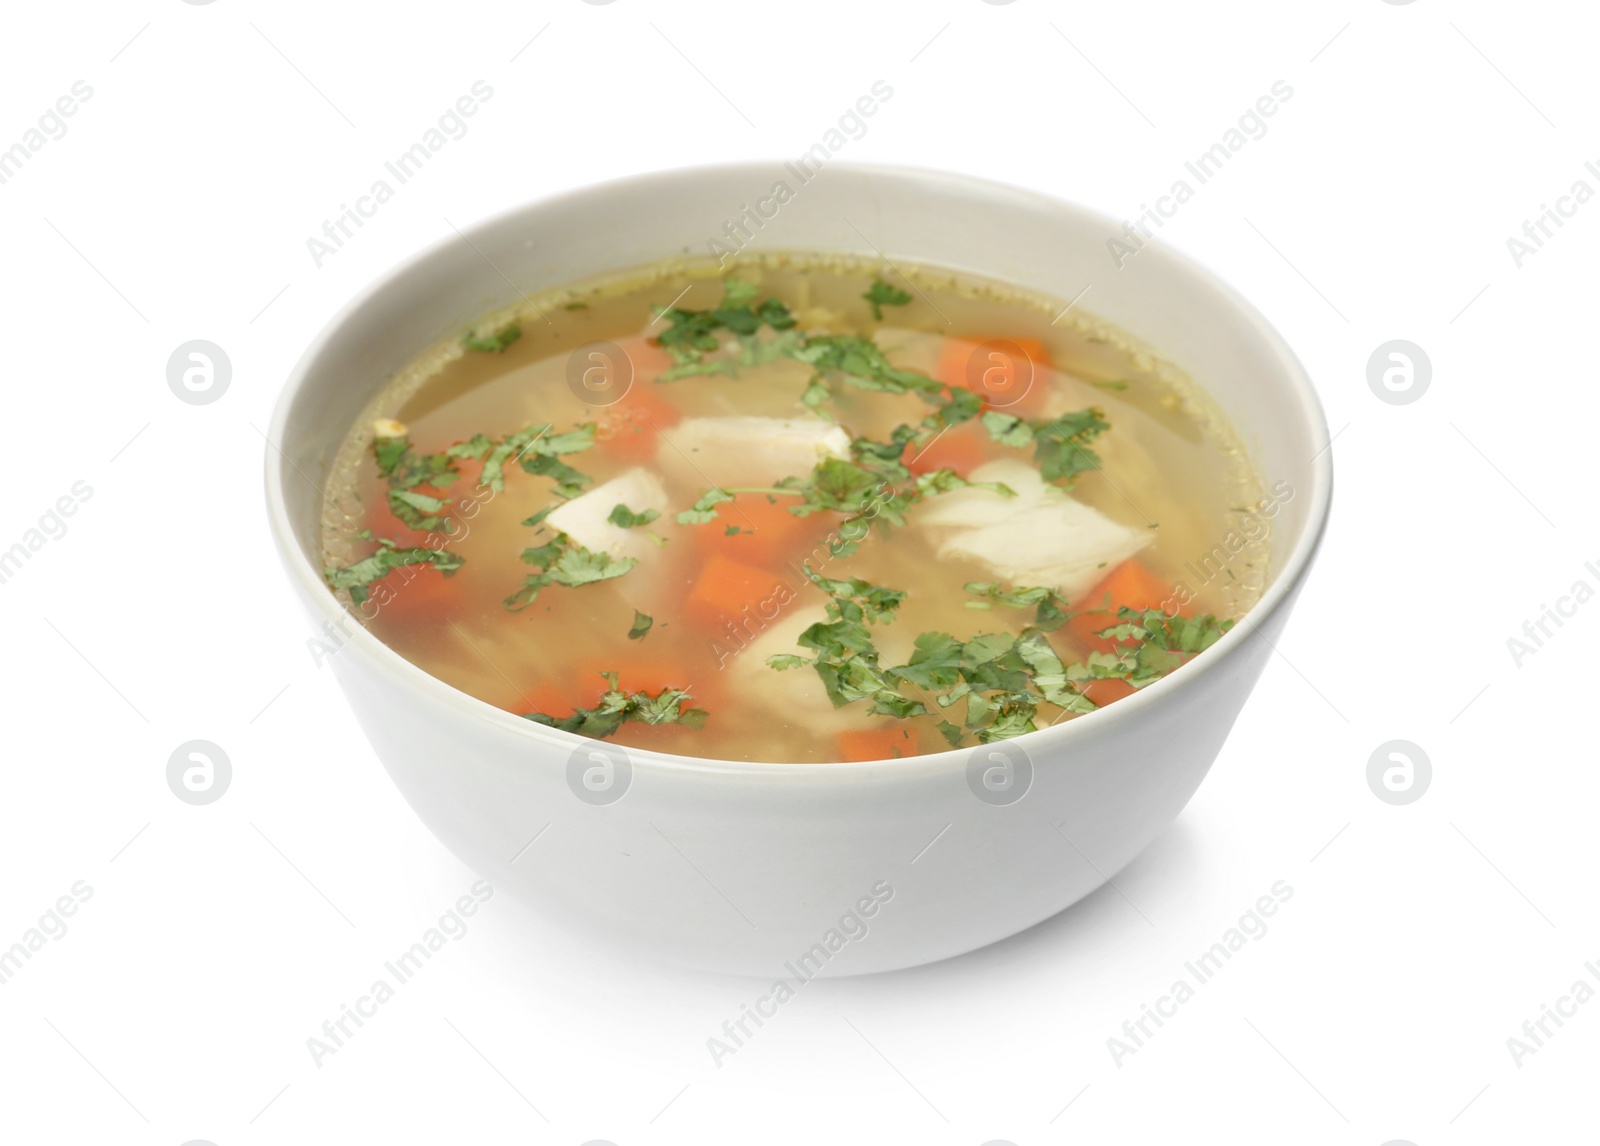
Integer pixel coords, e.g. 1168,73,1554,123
264,159,1333,780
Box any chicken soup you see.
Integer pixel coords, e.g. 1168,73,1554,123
320,254,1277,763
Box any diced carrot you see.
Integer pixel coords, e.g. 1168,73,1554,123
684,553,795,630
1079,677,1137,709
902,423,989,478
936,336,1051,415
693,493,814,565
598,385,681,461
835,727,913,762
1069,558,1184,652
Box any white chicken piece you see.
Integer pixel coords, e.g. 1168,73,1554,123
544,467,669,564
657,415,851,487
727,606,860,732
919,459,1149,599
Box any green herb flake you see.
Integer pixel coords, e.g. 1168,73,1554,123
981,407,1110,485
462,322,522,353
387,488,455,533
324,538,463,606
675,488,734,525
504,534,637,611
607,503,660,529
654,279,797,377
964,581,1072,631
863,278,913,320
524,673,706,740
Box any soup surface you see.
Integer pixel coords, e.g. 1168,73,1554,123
321,254,1276,763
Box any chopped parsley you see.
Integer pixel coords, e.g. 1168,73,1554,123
480,423,596,498
1097,607,1234,657
324,537,463,606
524,672,707,739
462,322,522,353
504,533,637,611
769,568,1233,745
963,581,1073,630
627,610,654,641
607,503,660,528
373,430,490,495
655,278,797,374
366,427,497,540
790,334,945,407
863,278,912,320
800,564,906,625
675,488,735,525
981,408,1110,484
676,419,1012,557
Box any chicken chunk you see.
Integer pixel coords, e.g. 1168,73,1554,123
657,416,851,488
919,459,1149,599
544,467,669,564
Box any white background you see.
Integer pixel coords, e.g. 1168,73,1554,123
1,1,1595,1143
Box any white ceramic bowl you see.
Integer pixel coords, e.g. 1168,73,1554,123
266,163,1331,977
